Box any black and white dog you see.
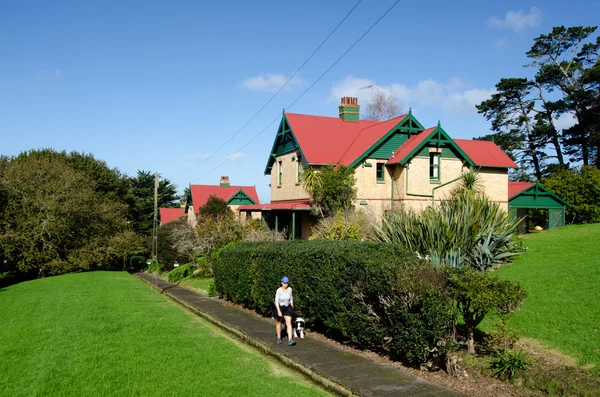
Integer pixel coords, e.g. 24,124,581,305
281,316,305,339
293,317,305,339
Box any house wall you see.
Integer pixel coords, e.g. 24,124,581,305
478,168,509,211
270,151,310,202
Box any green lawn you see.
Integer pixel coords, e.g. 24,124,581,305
495,224,600,370
0,271,331,396
179,277,215,296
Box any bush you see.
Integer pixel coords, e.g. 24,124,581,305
214,240,454,365
167,263,196,282
374,194,525,270
448,268,527,354
310,210,374,241
491,349,530,380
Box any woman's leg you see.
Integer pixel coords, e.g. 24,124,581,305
284,316,293,340
276,320,281,339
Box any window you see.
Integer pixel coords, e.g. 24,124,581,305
376,163,385,182
429,153,440,180
297,157,301,183
278,161,283,185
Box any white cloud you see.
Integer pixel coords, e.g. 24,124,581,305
488,7,542,32
184,153,210,162
35,69,64,80
240,73,303,92
226,152,245,162
329,76,495,115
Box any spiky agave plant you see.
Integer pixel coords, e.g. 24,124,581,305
374,194,524,270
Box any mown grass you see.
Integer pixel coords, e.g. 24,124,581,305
179,277,215,295
494,224,600,370
0,271,332,396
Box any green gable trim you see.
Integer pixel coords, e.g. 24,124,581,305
348,111,425,169
227,189,257,206
398,124,474,167
416,145,459,159
264,113,307,175
508,182,569,209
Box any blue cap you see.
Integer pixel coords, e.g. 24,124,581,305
281,276,289,283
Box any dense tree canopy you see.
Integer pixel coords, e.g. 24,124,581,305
477,25,599,179
130,170,179,235
0,155,144,277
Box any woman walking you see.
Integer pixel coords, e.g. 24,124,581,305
274,276,296,346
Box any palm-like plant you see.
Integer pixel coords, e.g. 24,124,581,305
373,194,524,270
300,166,322,197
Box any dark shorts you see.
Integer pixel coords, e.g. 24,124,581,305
273,305,293,321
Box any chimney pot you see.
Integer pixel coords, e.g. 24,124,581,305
220,176,230,188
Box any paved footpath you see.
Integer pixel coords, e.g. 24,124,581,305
134,273,460,397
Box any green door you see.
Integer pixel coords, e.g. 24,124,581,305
548,208,564,229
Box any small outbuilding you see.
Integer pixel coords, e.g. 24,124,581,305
508,181,569,232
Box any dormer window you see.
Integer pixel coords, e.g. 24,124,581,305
376,163,385,182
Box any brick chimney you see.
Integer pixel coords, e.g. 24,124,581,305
220,176,230,188
339,96,360,122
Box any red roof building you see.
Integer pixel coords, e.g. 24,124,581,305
160,207,186,225
250,96,518,239
185,176,260,221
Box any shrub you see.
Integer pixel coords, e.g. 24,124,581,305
199,195,233,219
491,349,530,380
374,194,525,270
167,263,195,282
310,210,374,241
448,268,527,354
214,240,454,366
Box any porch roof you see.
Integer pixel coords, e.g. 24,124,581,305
239,200,312,211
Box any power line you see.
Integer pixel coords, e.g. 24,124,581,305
174,0,363,178
191,0,401,182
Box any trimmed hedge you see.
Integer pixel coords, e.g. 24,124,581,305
213,240,454,365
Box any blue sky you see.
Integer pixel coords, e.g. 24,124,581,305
1,0,599,203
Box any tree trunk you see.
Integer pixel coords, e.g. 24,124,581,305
466,326,476,354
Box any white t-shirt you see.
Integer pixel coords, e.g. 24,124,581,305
275,287,293,307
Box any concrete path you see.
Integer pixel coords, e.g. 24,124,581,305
134,273,460,397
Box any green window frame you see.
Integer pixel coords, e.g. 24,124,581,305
429,153,440,180
297,157,301,183
376,163,385,182
278,161,283,185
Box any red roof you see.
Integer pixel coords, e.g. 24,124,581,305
160,207,185,225
508,182,534,198
285,113,407,166
190,184,260,214
454,139,518,168
239,200,312,211
387,128,435,165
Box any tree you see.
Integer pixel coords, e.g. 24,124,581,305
541,165,600,224
363,90,403,121
130,170,179,235
478,26,600,179
199,195,232,219
476,78,547,179
0,157,140,277
527,26,599,166
309,165,357,217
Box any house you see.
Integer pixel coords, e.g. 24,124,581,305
183,176,261,225
160,207,186,225
239,96,517,239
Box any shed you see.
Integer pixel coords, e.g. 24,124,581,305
508,181,569,231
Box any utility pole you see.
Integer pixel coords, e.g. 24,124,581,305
151,172,159,287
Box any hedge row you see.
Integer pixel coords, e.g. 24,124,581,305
213,240,454,365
